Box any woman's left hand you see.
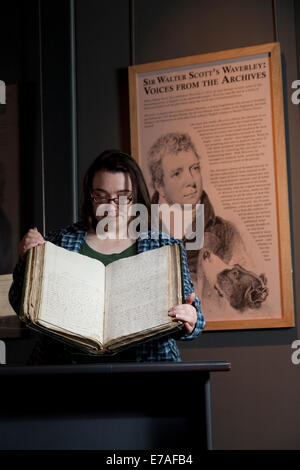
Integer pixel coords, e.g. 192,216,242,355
168,292,197,334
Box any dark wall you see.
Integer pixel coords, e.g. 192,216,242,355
0,2,23,85
0,0,74,238
1,0,300,450
39,1,74,232
75,0,131,190
134,0,275,62
0,1,42,238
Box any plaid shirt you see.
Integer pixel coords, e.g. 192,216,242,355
9,222,205,362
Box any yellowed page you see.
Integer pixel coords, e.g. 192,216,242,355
168,244,183,308
104,245,176,343
30,245,45,322
21,248,34,320
38,242,105,344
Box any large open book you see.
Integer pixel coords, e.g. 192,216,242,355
20,241,184,354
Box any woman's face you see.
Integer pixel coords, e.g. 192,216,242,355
91,170,133,237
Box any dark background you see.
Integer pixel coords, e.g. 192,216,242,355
1,0,300,449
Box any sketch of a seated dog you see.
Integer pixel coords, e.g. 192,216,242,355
200,249,269,311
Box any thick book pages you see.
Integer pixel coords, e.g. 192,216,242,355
21,241,184,354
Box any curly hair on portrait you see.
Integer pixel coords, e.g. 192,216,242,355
147,132,200,189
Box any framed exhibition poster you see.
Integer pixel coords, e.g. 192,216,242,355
129,42,294,330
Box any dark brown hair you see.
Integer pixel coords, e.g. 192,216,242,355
80,150,151,230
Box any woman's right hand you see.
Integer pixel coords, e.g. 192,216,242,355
19,227,45,261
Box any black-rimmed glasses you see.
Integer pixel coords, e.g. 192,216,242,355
91,194,133,205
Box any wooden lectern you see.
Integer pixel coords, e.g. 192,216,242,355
0,361,230,450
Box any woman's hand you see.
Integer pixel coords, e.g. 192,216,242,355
19,227,45,261
168,292,197,334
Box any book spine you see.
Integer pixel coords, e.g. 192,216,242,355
19,249,33,322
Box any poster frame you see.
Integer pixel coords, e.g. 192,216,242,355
128,42,294,330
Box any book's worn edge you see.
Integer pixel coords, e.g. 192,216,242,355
168,245,173,310
28,246,38,321
168,244,182,309
27,322,104,353
177,243,184,304
103,262,107,343
105,321,185,351
35,243,46,322
19,249,33,322
26,320,185,356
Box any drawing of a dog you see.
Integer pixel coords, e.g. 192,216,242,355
201,250,269,311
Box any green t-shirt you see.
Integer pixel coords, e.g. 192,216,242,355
79,239,137,266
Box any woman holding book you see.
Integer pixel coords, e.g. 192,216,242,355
9,150,205,364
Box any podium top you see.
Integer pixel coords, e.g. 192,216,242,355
0,360,230,377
